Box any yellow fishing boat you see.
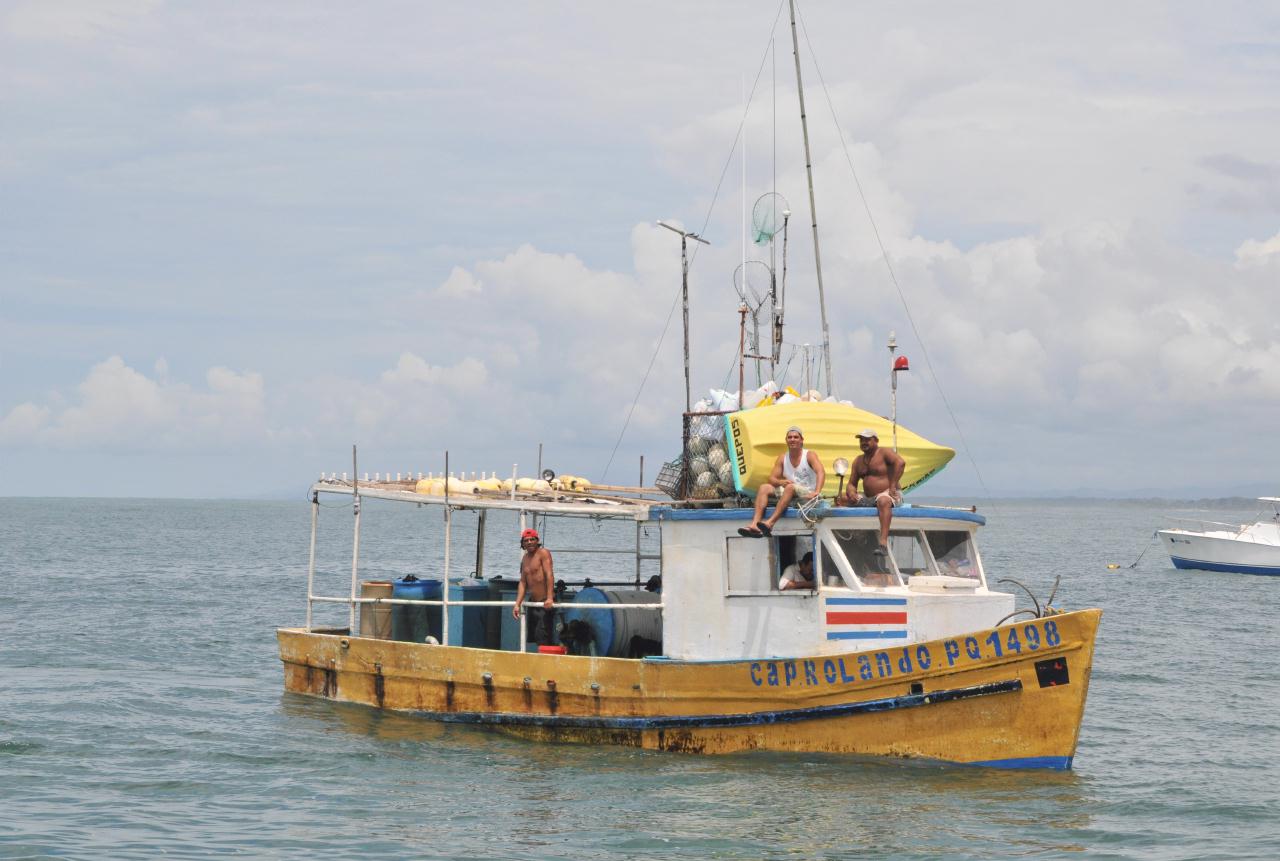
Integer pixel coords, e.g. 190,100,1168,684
725,401,955,495
279,481,1098,768
278,0,1100,770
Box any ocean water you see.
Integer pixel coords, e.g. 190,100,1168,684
2,496,1278,860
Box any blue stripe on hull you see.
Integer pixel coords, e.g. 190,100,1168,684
1170,555,1280,576
825,597,908,606
968,755,1073,771
414,678,1022,731
826,630,910,640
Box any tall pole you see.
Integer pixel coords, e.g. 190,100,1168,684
349,444,361,634
789,0,834,395
658,221,710,413
888,332,899,452
682,233,691,413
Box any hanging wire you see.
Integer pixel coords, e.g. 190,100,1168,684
601,1,789,483
795,4,996,507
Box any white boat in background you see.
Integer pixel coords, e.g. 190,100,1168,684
1157,498,1280,576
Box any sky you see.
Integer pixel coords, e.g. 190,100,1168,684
2,1,1279,499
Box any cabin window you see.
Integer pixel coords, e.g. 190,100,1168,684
774,534,816,592
831,529,900,588
887,530,931,577
820,541,854,588
725,536,776,595
926,531,980,579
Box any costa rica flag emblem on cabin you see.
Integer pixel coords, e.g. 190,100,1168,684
824,597,909,640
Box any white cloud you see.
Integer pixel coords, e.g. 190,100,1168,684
1235,230,1280,267
380,353,487,389
4,2,1280,495
0,356,265,450
436,266,481,298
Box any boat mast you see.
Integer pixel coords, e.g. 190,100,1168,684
788,0,834,395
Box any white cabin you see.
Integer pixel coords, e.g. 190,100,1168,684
655,506,1014,661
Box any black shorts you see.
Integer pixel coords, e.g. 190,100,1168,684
526,607,556,646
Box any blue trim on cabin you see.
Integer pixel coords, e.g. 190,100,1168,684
1170,556,1280,576
652,505,985,526
413,678,1022,732
966,755,1073,771
824,597,908,606
826,631,910,640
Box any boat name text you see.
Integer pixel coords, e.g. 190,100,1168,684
748,620,1062,687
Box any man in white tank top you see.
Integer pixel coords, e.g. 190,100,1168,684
739,426,826,537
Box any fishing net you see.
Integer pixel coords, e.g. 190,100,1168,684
752,192,789,245
656,412,738,501
733,260,772,309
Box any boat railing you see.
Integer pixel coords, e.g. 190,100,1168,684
302,476,664,652
1165,516,1257,535
306,593,663,653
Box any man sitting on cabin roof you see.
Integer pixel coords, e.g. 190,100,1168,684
837,428,905,558
739,426,825,538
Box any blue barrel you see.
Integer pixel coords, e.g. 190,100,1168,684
563,586,614,656
497,580,522,652
447,578,490,648
484,578,506,650
562,587,662,657
391,577,442,643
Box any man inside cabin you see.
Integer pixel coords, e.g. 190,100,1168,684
838,429,906,558
739,426,825,537
513,528,556,646
779,550,815,591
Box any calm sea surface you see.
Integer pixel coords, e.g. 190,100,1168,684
2,496,1278,860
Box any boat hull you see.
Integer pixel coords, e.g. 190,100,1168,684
278,608,1100,769
1158,530,1280,576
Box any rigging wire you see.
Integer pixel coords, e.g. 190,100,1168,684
602,0,789,482
795,3,996,507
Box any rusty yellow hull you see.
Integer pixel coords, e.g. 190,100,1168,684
278,608,1099,768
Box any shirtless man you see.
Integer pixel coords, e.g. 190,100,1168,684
739,426,825,537
513,528,556,646
838,429,906,556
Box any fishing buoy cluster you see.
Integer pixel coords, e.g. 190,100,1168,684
687,436,734,499
678,383,856,500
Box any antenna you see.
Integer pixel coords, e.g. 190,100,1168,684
734,259,773,386
657,221,710,414
752,191,790,381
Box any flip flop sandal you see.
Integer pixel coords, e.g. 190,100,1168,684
757,523,772,537
737,526,762,537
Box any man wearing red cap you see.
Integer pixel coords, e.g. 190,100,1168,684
514,528,556,646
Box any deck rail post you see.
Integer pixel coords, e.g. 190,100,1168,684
349,445,361,634
442,500,452,646
306,489,318,631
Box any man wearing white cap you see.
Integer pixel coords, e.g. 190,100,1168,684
738,425,825,538
838,428,905,556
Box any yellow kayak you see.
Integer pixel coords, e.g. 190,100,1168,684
724,401,954,495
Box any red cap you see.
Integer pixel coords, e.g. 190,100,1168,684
893,355,910,371
521,528,540,541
